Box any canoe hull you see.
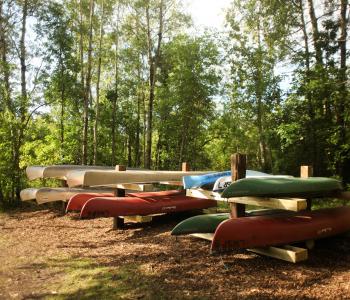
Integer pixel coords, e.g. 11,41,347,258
66,190,186,212
80,190,217,219
213,175,292,192
211,206,350,253
221,177,342,198
171,209,292,236
20,188,39,201
33,188,114,204
66,192,115,212
67,170,210,187
183,170,288,190
26,165,115,181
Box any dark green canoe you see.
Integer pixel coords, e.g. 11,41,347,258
172,213,229,236
221,177,342,198
171,209,291,236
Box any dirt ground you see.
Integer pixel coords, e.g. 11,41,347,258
1,204,350,300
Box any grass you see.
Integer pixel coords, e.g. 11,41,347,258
46,257,169,300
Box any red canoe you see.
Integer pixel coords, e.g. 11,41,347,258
211,206,350,253
80,190,217,219
66,192,115,212
66,190,186,212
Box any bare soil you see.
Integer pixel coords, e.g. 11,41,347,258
1,204,350,299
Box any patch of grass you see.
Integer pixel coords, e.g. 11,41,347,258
46,257,169,300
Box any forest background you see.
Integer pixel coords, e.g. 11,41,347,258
0,0,349,208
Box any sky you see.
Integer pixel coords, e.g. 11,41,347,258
185,0,232,30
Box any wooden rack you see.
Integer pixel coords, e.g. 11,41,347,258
185,154,317,263
111,163,189,229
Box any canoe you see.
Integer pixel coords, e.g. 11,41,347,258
20,188,39,201
182,170,284,190
213,174,293,192
171,209,292,236
172,213,229,235
34,187,114,204
221,177,342,198
67,170,210,187
66,192,115,212
26,165,115,180
66,190,182,212
80,190,217,219
211,206,350,252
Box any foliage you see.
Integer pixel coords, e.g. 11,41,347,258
0,0,349,207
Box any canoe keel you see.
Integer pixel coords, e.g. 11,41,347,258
80,190,217,219
211,206,350,253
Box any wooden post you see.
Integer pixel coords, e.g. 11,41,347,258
115,165,126,171
300,165,313,210
61,179,68,213
230,153,247,218
113,165,126,229
300,166,313,178
182,162,190,172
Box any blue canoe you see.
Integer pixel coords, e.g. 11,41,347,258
182,170,278,189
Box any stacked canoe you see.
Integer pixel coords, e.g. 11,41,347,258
21,165,217,217
21,165,117,204
21,164,350,261
173,173,350,256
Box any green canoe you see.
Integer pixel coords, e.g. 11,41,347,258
171,209,291,236
221,177,342,198
172,213,229,236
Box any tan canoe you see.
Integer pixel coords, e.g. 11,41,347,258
66,170,212,187
26,165,115,181
20,187,115,204
20,188,39,201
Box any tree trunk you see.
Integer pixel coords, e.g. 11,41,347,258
256,15,269,172
143,90,147,167
145,0,164,169
178,131,186,167
78,0,85,163
111,4,120,166
134,67,142,167
82,0,94,165
307,0,323,65
127,136,132,166
299,0,317,170
14,0,28,201
0,0,11,113
93,0,105,165
338,0,348,180
20,0,28,126
60,65,65,155
111,98,117,165
338,0,347,140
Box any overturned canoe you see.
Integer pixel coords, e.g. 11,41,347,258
80,190,217,219
213,174,293,192
26,165,115,181
66,190,182,213
66,192,115,212
183,170,287,190
67,170,210,187
171,209,292,236
33,187,114,204
20,188,39,201
172,213,230,235
221,177,342,198
211,206,350,253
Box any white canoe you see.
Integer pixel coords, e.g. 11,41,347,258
26,165,115,181
20,188,39,201
20,187,115,204
67,170,211,187
213,174,293,191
